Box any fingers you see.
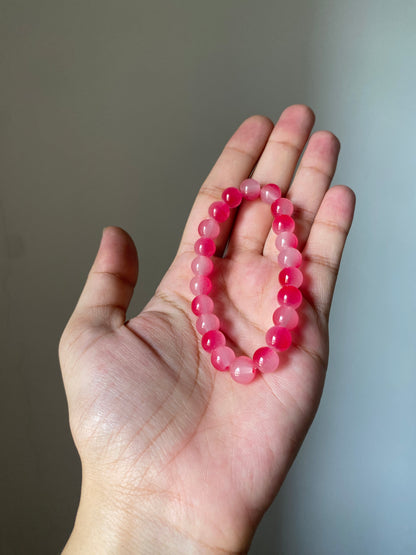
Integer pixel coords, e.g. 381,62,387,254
177,115,274,257
72,226,139,329
301,185,356,319
227,105,315,257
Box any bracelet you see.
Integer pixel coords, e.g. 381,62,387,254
190,179,302,384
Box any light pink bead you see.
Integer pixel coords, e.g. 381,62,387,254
194,237,216,257
209,201,230,222
272,215,295,234
266,326,292,351
279,267,303,288
275,231,298,251
260,183,281,204
201,330,226,352
271,197,294,216
198,218,220,239
222,187,242,208
229,356,257,384
278,247,302,268
196,313,220,334
240,178,261,200
278,285,302,309
211,346,236,371
191,255,214,276
253,347,280,373
273,306,299,330
191,294,214,316
190,275,212,296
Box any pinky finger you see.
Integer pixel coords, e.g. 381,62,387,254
302,185,356,320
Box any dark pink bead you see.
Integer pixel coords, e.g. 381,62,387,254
271,197,294,216
196,313,220,334
191,294,214,316
240,178,261,200
279,267,303,288
194,237,216,257
260,183,281,204
266,326,292,351
201,330,226,352
191,255,214,276
222,187,243,208
253,346,280,373
229,356,257,384
272,215,295,234
211,346,236,371
273,306,299,330
209,201,230,222
190,276,212,296
278,247,302,268
198,218,220,239
278,285,302,309
275,231,298,251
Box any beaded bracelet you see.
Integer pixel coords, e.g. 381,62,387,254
190,179,303,384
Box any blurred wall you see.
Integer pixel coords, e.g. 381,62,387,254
1,1,415,553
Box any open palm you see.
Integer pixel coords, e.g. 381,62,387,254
60,105,355,553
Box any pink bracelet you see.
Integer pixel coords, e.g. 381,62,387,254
190,179,303,384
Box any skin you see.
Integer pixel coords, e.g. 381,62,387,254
59,105,355,554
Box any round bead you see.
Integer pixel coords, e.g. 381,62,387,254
275,231,298,251
201,330,226,352
194,237,216,257
229,356,257,384
278,285,302,309
272,306,299,330
240,178,261,200
196,313,220,334
260,183,281,204
272,215,295,234
279,267,303,288
271,197,294,216
253,346,280,373
191,294,214,316
209,201,230,222
211,346,236,371
222,187,242,208
278,247,302,268
191,255,214,276
190,276,212,296
266,326,292,351
198,218,220,239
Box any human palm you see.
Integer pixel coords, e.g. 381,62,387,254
60,105,355,553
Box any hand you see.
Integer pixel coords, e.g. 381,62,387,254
59,105,355,553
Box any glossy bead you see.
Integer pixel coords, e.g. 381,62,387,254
273,306,299,329
191,294,214,316
275,231,298,251
271,197,294,216
253,346,280,373
272,215,295,234
201,330,226,352
260,183,281,204
196,313,220,334
194,237,216,257
229,356,257,384
211,346,236,371
278,285,302,309
190,275,212,296
279,267,303,287
198,218,220,239
191,255,214,276
266,326,292,351
222,187,242,208
209,201,230,222
240,178,261,200
278,247,302,268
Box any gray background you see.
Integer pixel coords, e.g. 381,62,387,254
1,1,415,553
